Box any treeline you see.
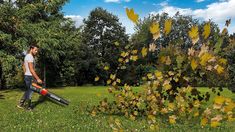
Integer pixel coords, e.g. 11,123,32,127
0,0,235,91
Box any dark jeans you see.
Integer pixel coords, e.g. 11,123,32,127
20,75,34,100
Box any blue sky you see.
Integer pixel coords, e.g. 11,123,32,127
62,0,235,34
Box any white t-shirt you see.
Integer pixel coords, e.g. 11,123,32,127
24,54,34,76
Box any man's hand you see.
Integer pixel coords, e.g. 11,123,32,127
37,79,43,84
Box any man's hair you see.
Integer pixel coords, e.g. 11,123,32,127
27,43,39,53
29,44,39,49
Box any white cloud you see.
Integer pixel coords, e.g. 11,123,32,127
159,1,169,7
65,15,83,27
150,0,235,33
195,0,205,3
105,0,120,3
104,0,131,3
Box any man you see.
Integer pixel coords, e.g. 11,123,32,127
17,44,42,110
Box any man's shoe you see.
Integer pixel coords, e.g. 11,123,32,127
17,104,24,109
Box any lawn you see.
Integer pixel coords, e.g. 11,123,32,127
0,86,234,131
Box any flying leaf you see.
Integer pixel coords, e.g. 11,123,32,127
141,47,148,57
126,8,139,24
202,22,211,39
201,118,208,126
164,19,172,35
221,28,228,35
225,19,231,27
149,43,156,52
165,56,171,65
110,74,116,80
169,115,177,124
130,55,138,61
188,48,195,56
188,26,199,44
95,76,100,81
104,66,110,71
191,59,198,71
214,65,224,74
150,22,160,40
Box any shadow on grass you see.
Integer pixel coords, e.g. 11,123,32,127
0,94,4,99
32,95,68,109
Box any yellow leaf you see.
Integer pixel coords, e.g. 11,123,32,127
155,70,163,79
131,49,138,54
168,103,175,111
114,118,121,127
200,53,213,66
191,59,198,71
116,78,121,83
160,108,168,114
126,8,139,24
107,79,111,85
110,74,116,80
165,56,171,65
150,22,160,34
164,19,172,35
160,56,166,63
130,55,138,61
214,96,225,104
202,22,211,39
141,47,148,57
169,115,177,124
194,111,199,117
95,76,100,81
133,111,138,116
218,58,227,65
150,22,160,40
198,44,209,57
211,121,220,128
188,26,199,44
228,114,235,122
213,103,222,109
163,83,172,90
222,28,228,35
193,100,200,108
121,51,128,57
91,110,96,117
104,66,110,71
149,43,156,52
147,73,153,79
114,41,119,46
112,81,117,86
96,93,101,97
130,114,136,121
214,65,224,74
118,58,123,62
201,117,208,126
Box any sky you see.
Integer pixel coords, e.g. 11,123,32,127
62,0,235,35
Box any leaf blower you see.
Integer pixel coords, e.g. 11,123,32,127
30,82,69,105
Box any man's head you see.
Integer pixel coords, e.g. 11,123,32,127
29,44,39,56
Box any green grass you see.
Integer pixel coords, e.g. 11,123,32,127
0,86,234,131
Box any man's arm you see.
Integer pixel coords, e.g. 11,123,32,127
28,62,42,83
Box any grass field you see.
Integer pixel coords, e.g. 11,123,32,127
0,86,234,131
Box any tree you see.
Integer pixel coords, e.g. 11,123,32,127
80,7,129,85
0,0,81,88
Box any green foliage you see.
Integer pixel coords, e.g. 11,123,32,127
79,7,129,85
0,0,81,88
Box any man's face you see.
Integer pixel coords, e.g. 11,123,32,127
31,47,38,56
